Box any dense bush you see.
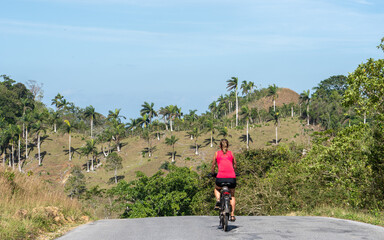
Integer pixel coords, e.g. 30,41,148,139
109,165,199,218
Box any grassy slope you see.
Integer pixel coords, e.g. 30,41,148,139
20,87,310,188
21,117,314,189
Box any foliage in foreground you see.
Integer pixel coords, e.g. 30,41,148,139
0,167,90,240
109,165,199,218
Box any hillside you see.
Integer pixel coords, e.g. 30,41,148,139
19,91,314,190
253,88,300,110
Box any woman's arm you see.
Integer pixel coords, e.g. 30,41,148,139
211,151,217,173
233,154,237,172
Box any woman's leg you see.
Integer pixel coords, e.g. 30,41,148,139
214,185,221,201
230,189,236,217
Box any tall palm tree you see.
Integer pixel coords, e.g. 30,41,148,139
205,119,217,148
241,80,250,98
84,105,98,138
151,120,163,140
142,129,154,157
272,111,280,145
64,120,72,161
187,127,201,155
110,119,126,152
209,101,217,119
51,93,63,111
8,124,19,170
268,84,278,111
158,107,170,131
57,98,68,111
165,135,178,162
227,77,239,126
16,125,23,172
80,139,98,172
22,113,32,160
21,98,32,138
300,90,311,125
126,118,139,136
240,106,252,149
140,102,157,125
32,111,47,166
248,81,255,93
107,108,126,123
167,105,182,132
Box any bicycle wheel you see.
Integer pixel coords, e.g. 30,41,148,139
223,213,229,232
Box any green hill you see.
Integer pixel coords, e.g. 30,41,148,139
19,88,312,189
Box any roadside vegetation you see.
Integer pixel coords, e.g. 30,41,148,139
0,37,383,238
0,168,90,240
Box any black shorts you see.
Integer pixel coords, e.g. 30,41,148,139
216,178,236,189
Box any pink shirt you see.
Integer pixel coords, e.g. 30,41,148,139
216,150,236,178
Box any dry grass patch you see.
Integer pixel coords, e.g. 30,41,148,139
0,167,90,240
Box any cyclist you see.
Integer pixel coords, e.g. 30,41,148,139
211,139,237,222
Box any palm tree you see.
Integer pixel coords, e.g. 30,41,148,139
64,120,72,161
218,127,232,139
241,80,251,99
268,84,278,111
240,106,252,149
21,98,32,138
158,107,170,131
48,110,60,133
8,124,19,170
109,119,126,152
167,105,182,132
107,108,126,123
165,135,178,162
22,113,32,160
227,77,239,126
209,101,217,119
248,81,255,94
98,129,112,158
187,127,202,155
300,90,311,125
151,120,163,140
57,98,68,111
272,111,280,145
51,93,63,111
16,125,23,172
142,129,154,158
79,139,98,172
32,111,47,166
105,152,123,184
126,118,140,136
137,114,150,129
84,105,98,138
140,102,157,125
205,119,217,148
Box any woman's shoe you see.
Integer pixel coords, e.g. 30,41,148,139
230,216,236,222
214,201,220,210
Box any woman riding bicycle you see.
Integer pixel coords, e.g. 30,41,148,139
211,139,237,222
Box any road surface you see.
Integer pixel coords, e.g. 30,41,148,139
56,216,384,240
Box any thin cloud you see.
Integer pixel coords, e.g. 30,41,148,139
353,0,373,5
0,19,167,43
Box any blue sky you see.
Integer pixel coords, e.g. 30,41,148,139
1,0,384,119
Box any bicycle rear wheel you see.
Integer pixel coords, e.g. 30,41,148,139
223,213,229,232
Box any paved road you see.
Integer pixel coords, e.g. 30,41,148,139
57,216,384,240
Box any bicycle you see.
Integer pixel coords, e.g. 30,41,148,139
209,173,232,232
